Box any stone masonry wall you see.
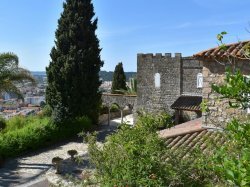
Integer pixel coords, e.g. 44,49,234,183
202,60,250,128
136,53,202,115
182,57,202,95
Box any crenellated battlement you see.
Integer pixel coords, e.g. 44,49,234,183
137,53,182,59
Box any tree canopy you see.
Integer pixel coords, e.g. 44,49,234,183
46,0,103,124
111,62,127,94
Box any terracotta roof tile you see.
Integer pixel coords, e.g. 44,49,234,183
194,40,250,60
171,95,202,111
159,118,203,138
159,119,224,157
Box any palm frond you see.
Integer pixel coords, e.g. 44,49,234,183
0,81,23,99
0,52,36,98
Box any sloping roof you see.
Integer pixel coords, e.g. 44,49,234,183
171,95,202,111
159,119,224,156
194,40,250,60
159,118,203,138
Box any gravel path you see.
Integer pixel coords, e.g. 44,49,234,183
0,115,133,187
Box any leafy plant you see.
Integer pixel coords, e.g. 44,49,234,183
211,119,250,186
86,120,170,186
217,31,228,51
115,78,137,95
137,112,174,130
211,68,250,186
38,104,52,117
85,114,212,186
1,116,49,133
100,104,120,115
210,33,250,186
0,116,91,158
212,68,250,109
0,117,6,131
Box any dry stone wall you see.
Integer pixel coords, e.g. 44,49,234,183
202,60,250,128
102,94,137,109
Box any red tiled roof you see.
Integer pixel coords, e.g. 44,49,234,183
3,110,17,113
171,96,202,111
194,40,250,60
159,118,203,138
159,119,224,156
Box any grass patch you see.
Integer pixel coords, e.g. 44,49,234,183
0,116,91,158
2,116,50,133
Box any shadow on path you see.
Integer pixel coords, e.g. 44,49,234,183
0,116,124,187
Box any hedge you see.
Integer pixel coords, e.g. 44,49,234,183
0,116,91,158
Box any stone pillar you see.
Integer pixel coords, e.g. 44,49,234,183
175,110,180,125
108,107,111,126
120,109,123,124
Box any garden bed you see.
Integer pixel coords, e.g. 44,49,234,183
0,116,91,166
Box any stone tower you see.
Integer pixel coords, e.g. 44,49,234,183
136,53,202,115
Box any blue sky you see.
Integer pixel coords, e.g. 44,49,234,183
0,0,249,72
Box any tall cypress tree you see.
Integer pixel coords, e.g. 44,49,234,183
111,62,127,94
46,0,103,124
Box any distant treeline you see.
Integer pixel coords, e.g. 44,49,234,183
99,71,136,81
31,71,136,82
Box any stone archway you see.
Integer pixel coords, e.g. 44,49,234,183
102,94,137,125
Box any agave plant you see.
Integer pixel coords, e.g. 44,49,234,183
0,52,36,99
115,78,137,95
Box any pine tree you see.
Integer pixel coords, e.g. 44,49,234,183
111,62,127,94
46,0,103,124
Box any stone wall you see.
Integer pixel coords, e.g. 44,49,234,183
136,53,202,115
182,57,203,95
102,94,137,109
202,60,250,128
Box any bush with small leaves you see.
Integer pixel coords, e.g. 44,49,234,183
86,114,214,186
0,116,91,158
0,117,6,131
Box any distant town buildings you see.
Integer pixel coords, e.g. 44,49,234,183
100,81,112,93
0,72,47,119
0,71,135,119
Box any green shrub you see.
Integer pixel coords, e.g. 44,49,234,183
100,104,120,115
0,117,6,131
86,114,212,186
211,119,250,186
2,116,49,133
110,104,119,112
137,112,174,130
3,116,29,132
0,116,91,158
210,67,250,186
39,105,52,117
87,122,169,186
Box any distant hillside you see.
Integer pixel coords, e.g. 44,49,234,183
100,71,136,81
31,71,136,82
31,71,46,76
